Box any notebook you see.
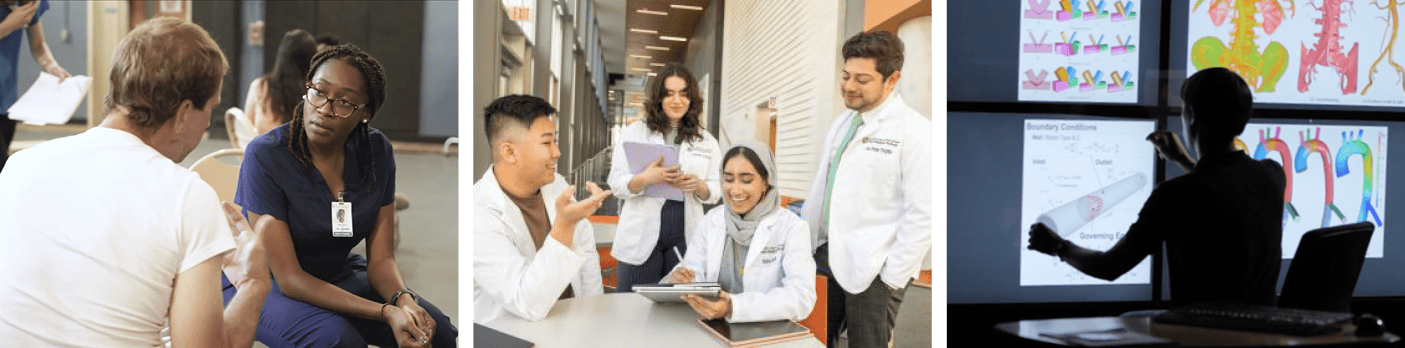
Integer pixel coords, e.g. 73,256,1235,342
698,318,812,347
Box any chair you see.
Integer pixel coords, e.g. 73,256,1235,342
799,274,828,345
224,107,257,150
442,136,458,156
189,148,245,204
1278,221,1375,312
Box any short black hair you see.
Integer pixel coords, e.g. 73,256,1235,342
484,95,557,144
842,31,904,80
1181,67,1253,143
316,34,339,46
723,146,770,185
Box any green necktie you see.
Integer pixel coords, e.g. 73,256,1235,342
819,113,863,246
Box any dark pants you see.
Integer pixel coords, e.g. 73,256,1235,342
617,200,687,292
816,243,907,348
0,114,15,172
222,253,458,348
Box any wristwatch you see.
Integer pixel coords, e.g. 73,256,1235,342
390,289,419,305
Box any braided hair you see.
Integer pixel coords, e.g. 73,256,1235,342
287,44,388,194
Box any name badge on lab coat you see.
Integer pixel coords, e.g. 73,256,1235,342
332,202,353,237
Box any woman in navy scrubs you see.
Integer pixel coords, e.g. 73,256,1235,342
229,44,456,348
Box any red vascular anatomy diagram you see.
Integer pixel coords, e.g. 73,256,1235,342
1299,0,1360,94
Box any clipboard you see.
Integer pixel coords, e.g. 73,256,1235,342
698,318,812,347
622,141,685,201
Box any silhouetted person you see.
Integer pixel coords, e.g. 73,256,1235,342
1028,67,1286,308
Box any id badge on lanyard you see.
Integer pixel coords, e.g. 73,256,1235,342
332,191,353,237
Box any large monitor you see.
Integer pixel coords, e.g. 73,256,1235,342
1169,1,1405,110
949,0,1162,105
949,111,1158,303
1163,117,1401,297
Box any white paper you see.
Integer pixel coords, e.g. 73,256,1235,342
8,72,91,126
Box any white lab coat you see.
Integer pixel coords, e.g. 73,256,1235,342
473,166,604,322
802,93,932,294
607,121,722,265
674,207,816,323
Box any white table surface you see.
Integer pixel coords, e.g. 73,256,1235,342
483,292,825,348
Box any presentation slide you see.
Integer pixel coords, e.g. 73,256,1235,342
951,112,1155,304
1019,0,1142,103
1020,119,1156,286
1232,123,1389,258
1185,1,1405,107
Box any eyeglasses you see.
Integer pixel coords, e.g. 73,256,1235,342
303,84,366,118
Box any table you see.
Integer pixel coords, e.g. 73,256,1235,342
483,293,825,348
996,316,1401,346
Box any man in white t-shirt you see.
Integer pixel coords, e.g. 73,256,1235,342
0,17,268,347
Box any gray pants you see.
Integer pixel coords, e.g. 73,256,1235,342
846,277,906,348
816,244,907,348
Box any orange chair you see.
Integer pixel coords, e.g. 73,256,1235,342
799,274,828,345
589,215,621,292
598,245,618,292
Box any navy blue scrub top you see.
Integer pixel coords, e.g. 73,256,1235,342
0,0,48,111
235,124,396,282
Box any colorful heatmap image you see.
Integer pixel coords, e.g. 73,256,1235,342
1021,119,1156,286
1234,124,1388,258
1186,0,1405,106
1019,0,1141,103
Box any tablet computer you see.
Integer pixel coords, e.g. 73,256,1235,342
698,318,812,347
634,283,721,303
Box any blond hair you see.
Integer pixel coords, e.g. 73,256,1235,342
105,17,228,129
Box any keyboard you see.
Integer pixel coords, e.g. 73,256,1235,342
1151,302,1355,336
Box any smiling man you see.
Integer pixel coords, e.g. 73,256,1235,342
802,30,932,348
473,94,610,322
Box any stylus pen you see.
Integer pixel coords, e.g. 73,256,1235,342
673,246,685,263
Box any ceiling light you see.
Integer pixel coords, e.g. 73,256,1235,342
629,28,658,34
645,46,670,51
631,67,651,72
671,5,704,11
629,54,651,59
647,73,657,77
659,36,687,42
637,9,668,16
650,63,666,67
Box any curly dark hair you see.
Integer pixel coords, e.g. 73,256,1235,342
264,29,317,123
287,44,388,193
644,65,704,145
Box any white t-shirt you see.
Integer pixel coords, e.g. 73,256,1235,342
0,127,234,347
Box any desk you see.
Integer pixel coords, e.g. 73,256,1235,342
996,316,1400,346
483,293,824,348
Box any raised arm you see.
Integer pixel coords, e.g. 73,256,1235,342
168,201,268,348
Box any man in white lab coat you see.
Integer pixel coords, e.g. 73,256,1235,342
802,31,932,348
474,95,610,322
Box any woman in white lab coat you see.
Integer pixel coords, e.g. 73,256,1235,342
607,65,722,292
666,141,817,323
